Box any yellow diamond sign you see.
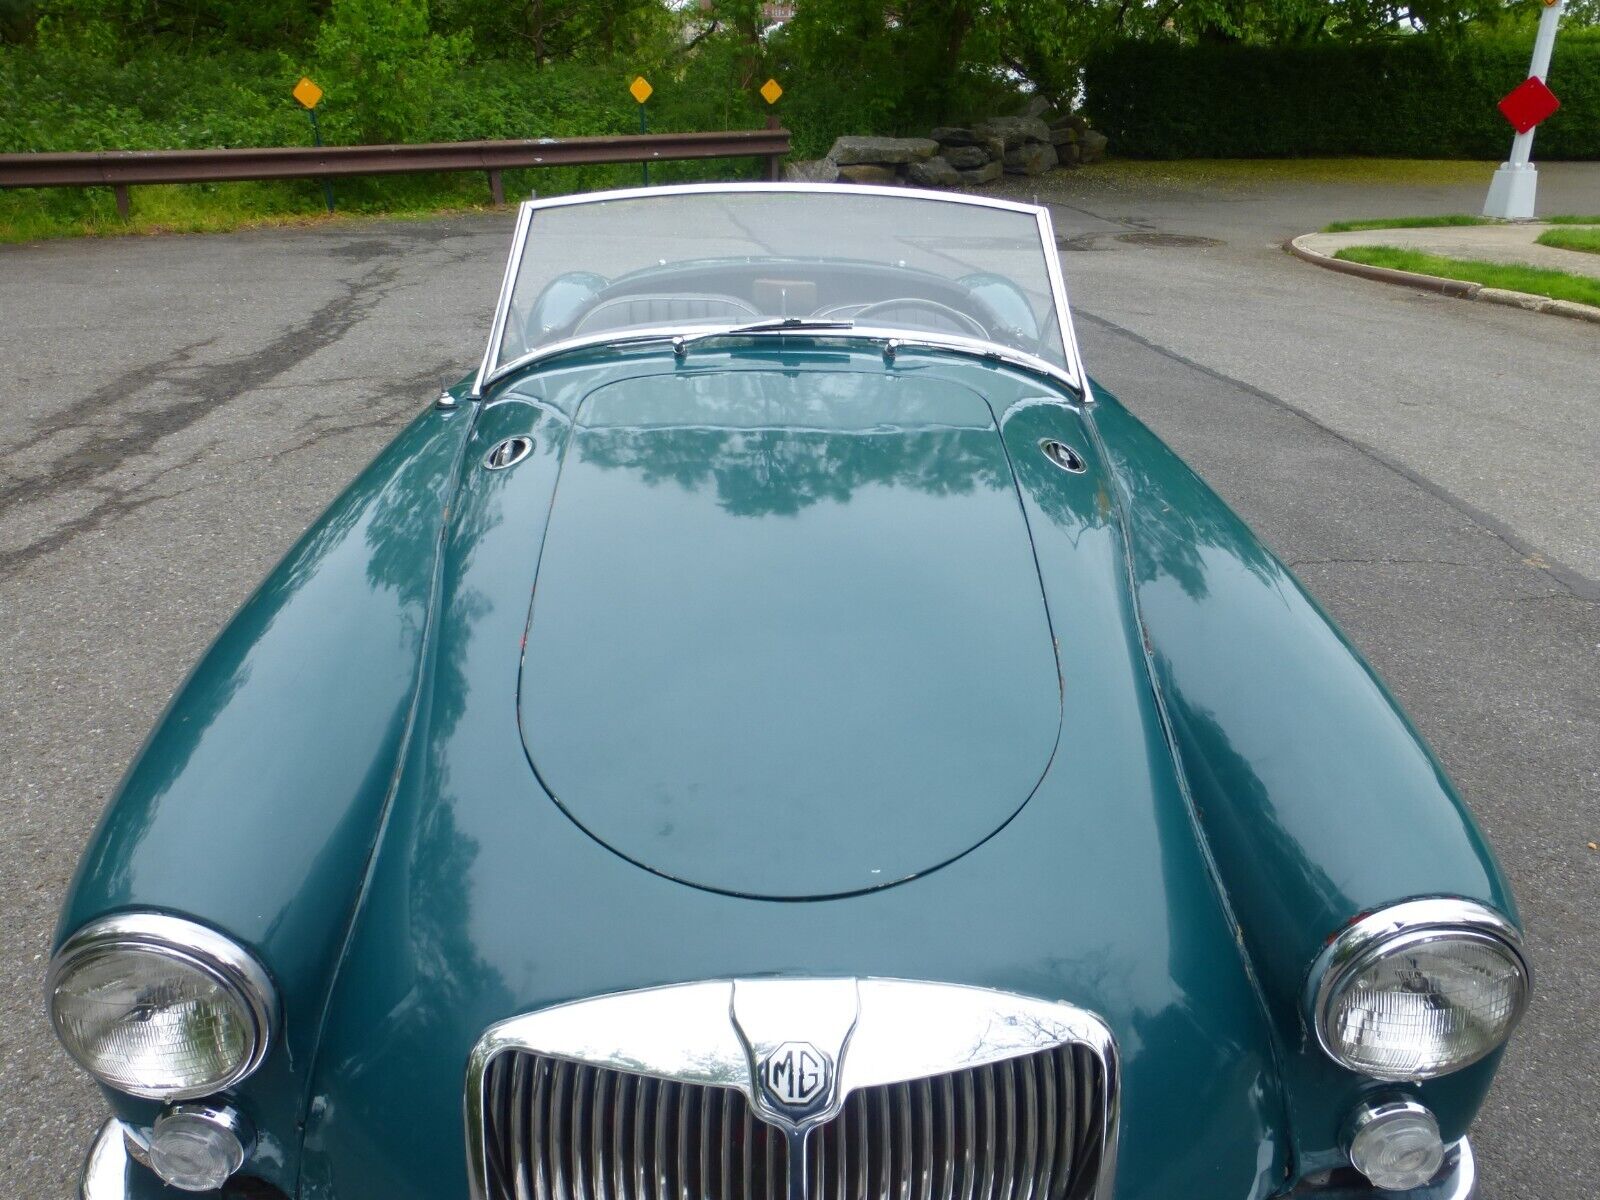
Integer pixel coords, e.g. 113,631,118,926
293,76,323,110
629,76,653,104
760,78,784,105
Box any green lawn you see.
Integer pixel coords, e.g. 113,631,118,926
1536,225,1600,255
1322,214,1497,233
1333,245,1600,307
0,182,508,245
1323,214,1600,233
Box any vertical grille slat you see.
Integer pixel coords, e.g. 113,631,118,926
915,1078,935,1200
1055,1051,1075,1197
483,1045,1105,1200
651,1080,670,1200
972,1068,985,1200
549,1062,571,1200
743,1103,756,1200
678,1080,694,1200
855,1081,871,1200
765,1104,780,1200
835,1105,850,1200
613,1071,632,1200
591,1066,611,1200
571,1066,591,1200
701,1088,718,1200
1035,1051,1057,1200
500,1053,523,1200
937,1073,957,1200
1017,1054,1039,1200
996,1060,1017,1200
632,1078,651,1200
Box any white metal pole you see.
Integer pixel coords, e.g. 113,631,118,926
1484,0,1566,218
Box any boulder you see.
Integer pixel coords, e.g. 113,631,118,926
905,156,963,188
1048,124,1078,148
976,115,1052,150
1078,129,1108,164
943,144,990,170
1051,114,1090,136
1017,94,1056,122
837,163,900,184
1056,143,1081,168
957,160,1004,185
829,136,939,165
930,126,984,147
1003,141,1058,176
783,158,839,183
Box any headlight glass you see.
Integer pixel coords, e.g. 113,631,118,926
48,915,274,1100
1314,903,1528,1081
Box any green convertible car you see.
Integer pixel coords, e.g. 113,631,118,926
50,184,1528,1200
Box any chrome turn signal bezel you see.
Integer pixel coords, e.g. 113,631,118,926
46,912,278,1101
1307,898,1530,1081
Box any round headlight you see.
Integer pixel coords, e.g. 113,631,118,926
1310,899,1529,1081
47,914,276,1100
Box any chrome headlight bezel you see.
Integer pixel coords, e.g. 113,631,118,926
1308,898,1530,1082
46,913,277,1101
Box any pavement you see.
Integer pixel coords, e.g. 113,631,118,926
1,163,1597,1199
1298,221,1600,278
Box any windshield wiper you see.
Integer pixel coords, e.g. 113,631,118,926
673,317,856,357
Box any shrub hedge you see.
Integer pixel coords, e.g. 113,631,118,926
1084,37,1600,160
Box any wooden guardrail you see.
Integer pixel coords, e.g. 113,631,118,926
0,128,792,217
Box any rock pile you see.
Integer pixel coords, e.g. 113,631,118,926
783,100,1107,188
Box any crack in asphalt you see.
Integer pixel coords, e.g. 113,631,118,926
0,260,404,572
0,366,447,578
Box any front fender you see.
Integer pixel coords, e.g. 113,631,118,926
1087,389,1518,1178
54,399,475,1193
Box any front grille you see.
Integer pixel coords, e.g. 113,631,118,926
482,1045,1107,1200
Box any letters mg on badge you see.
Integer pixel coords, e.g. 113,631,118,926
760,1042,830,1109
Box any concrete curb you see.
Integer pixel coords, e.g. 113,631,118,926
1286,234,1600,326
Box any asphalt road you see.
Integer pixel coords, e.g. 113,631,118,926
2,166,1596,1199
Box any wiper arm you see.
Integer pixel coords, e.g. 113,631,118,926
673,317,856,357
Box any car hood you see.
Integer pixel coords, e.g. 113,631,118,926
295,352,1287,1200
518,370,1061,898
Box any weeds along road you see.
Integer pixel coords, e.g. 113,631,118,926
2,164,1596,1198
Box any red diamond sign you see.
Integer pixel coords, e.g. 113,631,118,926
1498,76,1560,134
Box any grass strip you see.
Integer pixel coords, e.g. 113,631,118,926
1332,245,1600,307
1322,214,1600,233
1322,214,1496,233
1536,226,1600,255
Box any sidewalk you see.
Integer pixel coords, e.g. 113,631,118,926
1296,222,1600,278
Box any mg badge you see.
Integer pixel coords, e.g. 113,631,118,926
759,1041,831,1109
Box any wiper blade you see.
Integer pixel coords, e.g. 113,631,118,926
673,317,856,356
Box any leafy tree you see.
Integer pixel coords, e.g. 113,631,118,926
312,0,465,142
432,0,670,64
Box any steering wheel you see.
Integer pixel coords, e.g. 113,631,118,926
850,298,990,340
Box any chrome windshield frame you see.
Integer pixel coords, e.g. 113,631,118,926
471,182,1087,399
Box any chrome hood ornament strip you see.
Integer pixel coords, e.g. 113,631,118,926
464,978,1119,1200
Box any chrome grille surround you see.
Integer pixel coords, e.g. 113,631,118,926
464,979,1119,1200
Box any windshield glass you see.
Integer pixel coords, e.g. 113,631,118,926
490,188,1069,377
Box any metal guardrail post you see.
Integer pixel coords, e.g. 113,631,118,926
488,169,505,206
765,115,783,182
